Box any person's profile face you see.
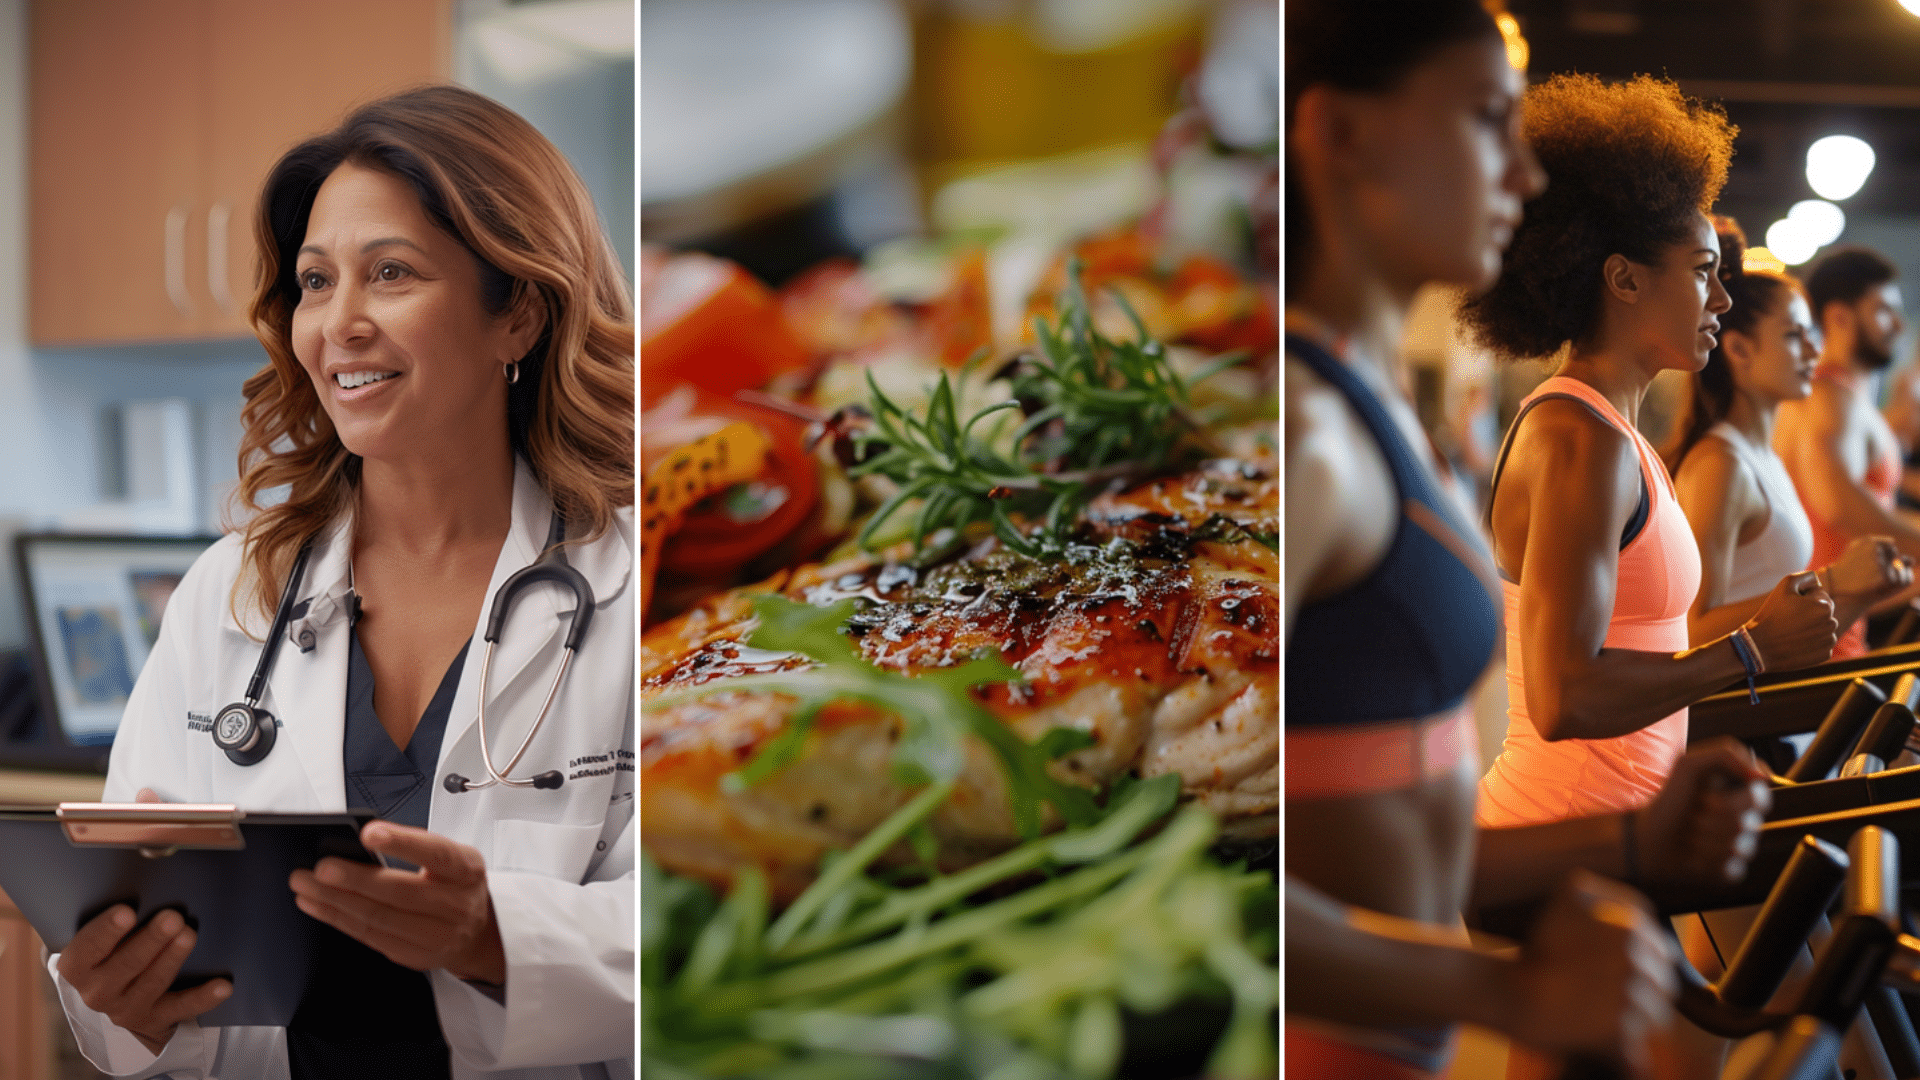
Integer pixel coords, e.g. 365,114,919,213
1352,34,1545,294
288,163,535,466
1637,213,1730,373
1736,290,1819,404
1853,282,1905,370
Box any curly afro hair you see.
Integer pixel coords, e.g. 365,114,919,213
1460,74,1737,360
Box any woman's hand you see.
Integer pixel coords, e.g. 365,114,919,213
288,821,506,985
1825,536,1912,603
54,905,233,1056
54,786,232,1055
1745,572,1838,671
1506,870,1675,1076
1636,738,1770,888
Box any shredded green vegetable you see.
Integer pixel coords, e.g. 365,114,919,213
641,776,1279,1080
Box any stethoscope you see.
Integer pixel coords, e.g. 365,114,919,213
211,513,595,794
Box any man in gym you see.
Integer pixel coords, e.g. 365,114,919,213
1775,246,1915,656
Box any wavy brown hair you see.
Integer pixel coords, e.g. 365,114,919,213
234,85,634,627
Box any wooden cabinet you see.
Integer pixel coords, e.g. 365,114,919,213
29,1,452,346
0,885,52,1080
0,772,111,1080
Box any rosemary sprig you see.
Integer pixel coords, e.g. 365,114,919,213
850,259,1227,558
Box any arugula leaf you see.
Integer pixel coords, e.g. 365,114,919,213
648,595,1100,837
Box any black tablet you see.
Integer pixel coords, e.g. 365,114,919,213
0,804,378,1028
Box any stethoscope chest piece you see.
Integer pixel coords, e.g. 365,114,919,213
212,702,276,766
217,513,590,793
213,538,313,768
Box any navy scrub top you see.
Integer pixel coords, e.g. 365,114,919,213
285,627,469,1080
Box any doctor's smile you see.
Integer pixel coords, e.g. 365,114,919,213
31,84,636,1080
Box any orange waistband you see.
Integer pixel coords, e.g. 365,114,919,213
1285,1026,1449,1078
1285,701,1478,800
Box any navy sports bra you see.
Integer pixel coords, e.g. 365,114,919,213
1285,335,1501,727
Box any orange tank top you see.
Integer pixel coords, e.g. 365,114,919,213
1804,362,1901,658
1477,377,1702,827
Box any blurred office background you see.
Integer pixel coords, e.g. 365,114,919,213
0,3,631,1076
0,0,632,566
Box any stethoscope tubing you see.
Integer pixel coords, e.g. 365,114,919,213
224,512,590,793
244,540,317,708
461,643,576,791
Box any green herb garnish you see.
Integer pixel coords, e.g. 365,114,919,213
640,782,1280,1080
851,259,1235,559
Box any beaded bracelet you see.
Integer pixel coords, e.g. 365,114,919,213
1728,627,1763,705
1734,625,1767,673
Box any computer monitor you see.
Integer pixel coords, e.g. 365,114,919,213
12,534,218,771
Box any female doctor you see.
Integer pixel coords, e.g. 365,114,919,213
48,86,636,1079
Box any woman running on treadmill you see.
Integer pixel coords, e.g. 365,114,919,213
1286,6,1769,1076
1466,75,1840,831
1668,220,1910,650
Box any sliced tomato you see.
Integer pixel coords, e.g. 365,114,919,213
920,246,993,366
778,259,914,359
641,250,811,408
648,386,819,576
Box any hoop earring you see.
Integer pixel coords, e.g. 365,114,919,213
505,361,520,385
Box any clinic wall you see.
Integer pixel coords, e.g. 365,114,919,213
0,0,257,527
0,0,49,519
0,0,635,531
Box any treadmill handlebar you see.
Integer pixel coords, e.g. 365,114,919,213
1842,825,1899,928
1744,1015,1845,1080
1716,835,1848,1011
1892,671,1920,710
1784,679,1886,783
1880,933,1920,994
1844,703,1916,778
1677,828,1900,1047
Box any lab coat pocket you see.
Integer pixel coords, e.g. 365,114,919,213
489,818,602,883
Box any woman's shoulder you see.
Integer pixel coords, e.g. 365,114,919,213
582,504,634,565
1674,428,1748,490
1511,395,1637,470
179,532,248,598
145,532,250,646
1675,428,1762,519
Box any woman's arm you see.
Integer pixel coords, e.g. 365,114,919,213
1504,402,1833,741
1288,871,1675,1068
1286,876,1518,1031
1506,402,1746,739
48,544,240,1080
1673,439,1769,645
1284,358,1387,645
1472,739,1768,909
1821,536,1916,630
431,818,635,1068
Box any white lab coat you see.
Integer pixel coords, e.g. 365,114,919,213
50,459,635,1080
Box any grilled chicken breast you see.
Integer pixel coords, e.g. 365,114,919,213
641,456,1278,899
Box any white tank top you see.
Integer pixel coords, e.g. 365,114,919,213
1705,422,1814,603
